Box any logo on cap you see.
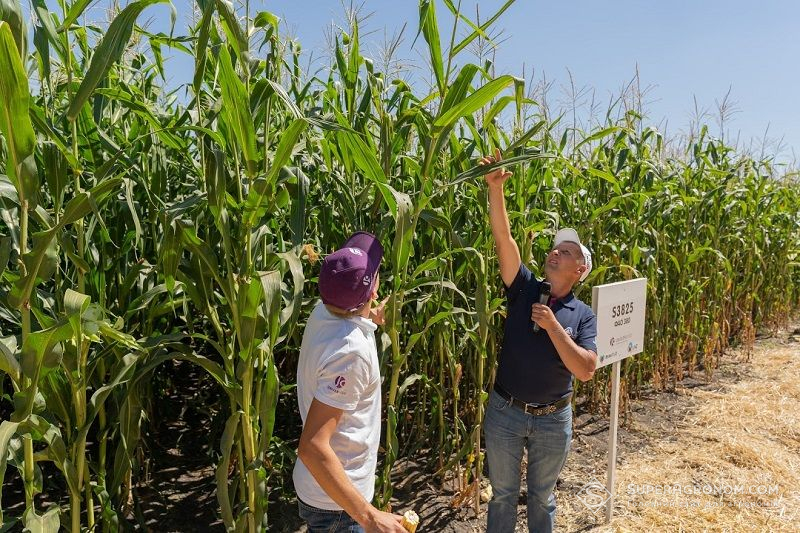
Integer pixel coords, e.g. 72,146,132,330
334,376,346,389
349,248,363,256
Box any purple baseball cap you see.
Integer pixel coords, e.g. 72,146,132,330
319,232,384,312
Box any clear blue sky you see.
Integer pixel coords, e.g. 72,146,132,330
30,0,800,164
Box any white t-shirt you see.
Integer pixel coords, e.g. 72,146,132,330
293,301,381,510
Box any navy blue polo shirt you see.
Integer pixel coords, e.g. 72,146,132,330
495,264,597,405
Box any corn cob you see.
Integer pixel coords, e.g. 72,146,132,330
401,510,419,532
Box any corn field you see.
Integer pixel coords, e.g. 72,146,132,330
0,0,798,530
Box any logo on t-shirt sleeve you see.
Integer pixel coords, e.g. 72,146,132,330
327,375,348,395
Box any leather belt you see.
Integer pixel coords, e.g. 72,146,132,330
493,384,572,416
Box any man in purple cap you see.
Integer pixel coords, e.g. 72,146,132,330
480,150,598,533
294,232,406,533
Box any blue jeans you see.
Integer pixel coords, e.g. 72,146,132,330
298,499,365,533
484,389,572,533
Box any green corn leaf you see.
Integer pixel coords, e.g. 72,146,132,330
439,63,479,116
19,415,78,496
67,0,170,121
0,234,10,279
217,44,259,177
434,75,515,130
418,0,445,95
0,334,20,385
257,358,279,453
0,420,21,524
574,126,621,150
253,11,280,34
18,321,73,419
288,168,309,247
29,104,80,169
390,190,415,284
41,142,69,213
0,0,25,56
22,504,60,533
8,177,122,309
204,148,233,262
174,221,231,303
442,150,555,190
32,0,65,59
505,120,547,153
159,220,180,293
259,269,281,353
7,229,58,309
483,95,514,126
586,167,621,188
450,0,515,57
397,373,426,400
60,0,92,31
346,19,360,92
74,353,141,447
333,129,408,219
192,0,214,93
0,21,38,209
276,251,304,339
215,0,248,59
216,411,241,530
237,274,267,361
243,117,307,227
64,289,91,340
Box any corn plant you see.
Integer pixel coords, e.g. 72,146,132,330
1,0,798,531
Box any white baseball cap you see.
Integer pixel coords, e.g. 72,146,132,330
554,228,592,282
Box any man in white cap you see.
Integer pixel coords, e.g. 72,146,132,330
480,150,598,533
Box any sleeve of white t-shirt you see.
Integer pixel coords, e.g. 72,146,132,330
314,350,371,411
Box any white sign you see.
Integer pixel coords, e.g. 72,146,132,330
590,277,648,523
592,278,647,369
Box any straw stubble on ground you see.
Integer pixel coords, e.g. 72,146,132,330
370,322,800,532
553,323,800,532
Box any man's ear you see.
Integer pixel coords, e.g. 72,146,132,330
370,273,380,300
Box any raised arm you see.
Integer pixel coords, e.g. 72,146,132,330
480,149,522,287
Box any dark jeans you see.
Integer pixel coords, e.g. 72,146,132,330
298,499,365,533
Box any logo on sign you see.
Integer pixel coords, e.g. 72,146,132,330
627,341,638,353
609,337,615,346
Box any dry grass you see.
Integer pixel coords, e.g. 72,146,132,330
556,331,800,532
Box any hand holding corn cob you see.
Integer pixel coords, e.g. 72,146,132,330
401,510,419,532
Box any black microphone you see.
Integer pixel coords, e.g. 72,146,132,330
533,281,551,333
